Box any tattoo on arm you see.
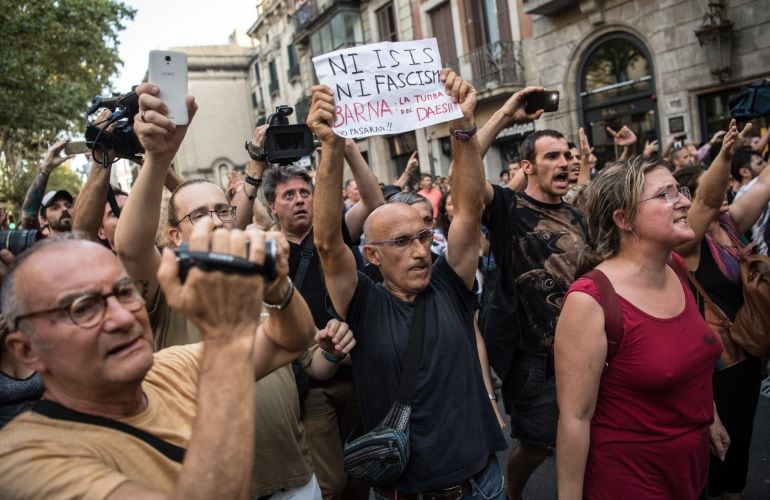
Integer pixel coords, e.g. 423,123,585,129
21,171,49,229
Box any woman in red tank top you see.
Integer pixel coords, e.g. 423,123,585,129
554,156,726,500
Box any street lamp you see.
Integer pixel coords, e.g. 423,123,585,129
695,1,734,82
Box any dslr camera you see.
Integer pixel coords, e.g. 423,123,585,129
174,241,277,283
85,91,144,163
0,230,40,256
263,105,314,165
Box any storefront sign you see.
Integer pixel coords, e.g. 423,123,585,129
312,38,463,138
496,121,535,139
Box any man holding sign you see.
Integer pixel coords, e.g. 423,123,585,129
309,67,507,498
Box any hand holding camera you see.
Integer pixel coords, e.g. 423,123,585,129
157,222,275,339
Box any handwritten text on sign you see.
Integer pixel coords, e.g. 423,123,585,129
312,39,462,138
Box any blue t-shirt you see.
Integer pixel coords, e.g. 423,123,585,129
345,255,507,491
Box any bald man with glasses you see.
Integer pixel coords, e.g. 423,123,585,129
309,70,508,498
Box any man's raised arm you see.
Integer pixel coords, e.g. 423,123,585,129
342,138,385,240
308,86,359,319
477,87,544,205
442,70,485,289
114,84,197,302
20,139,73,229
110,223,313,500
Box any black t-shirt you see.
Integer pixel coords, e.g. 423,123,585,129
484,186,587,353
346,255,507,492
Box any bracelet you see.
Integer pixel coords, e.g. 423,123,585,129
488,393,498,401
321,350,344,364
244,175,262,188
262,278,294,310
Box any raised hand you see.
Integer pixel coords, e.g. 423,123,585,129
441,68,476,127
157,221,268,339
643,139,659,157
316,318,356,358
41,139,75,173
406,151,419,173
500,86,546,123
606,125,637,147
134,83,198,163
307,85,340,145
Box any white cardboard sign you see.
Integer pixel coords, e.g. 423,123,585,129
312,38,463,138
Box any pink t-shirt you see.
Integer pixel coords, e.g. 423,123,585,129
418,188,443,218
567,256,722,499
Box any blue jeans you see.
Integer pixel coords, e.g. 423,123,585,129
374,456,506,499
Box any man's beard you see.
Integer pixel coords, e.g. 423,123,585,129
49,213,72,232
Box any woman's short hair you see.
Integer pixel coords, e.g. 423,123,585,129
583,156,670,265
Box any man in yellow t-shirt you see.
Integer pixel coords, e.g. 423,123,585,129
0,219,317,499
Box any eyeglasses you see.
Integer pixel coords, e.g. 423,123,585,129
641,185,691,204
10,278,145,331
422,216,437,227
175,206,236,226
368,229,434,248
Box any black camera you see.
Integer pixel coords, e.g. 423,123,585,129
264,105,315,165
0,230,40,256
85,91,144,163
174,241,277,283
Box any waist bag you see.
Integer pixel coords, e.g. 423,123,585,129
343,293,426,486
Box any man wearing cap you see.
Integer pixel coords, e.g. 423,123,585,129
37,190,74,236
20,140,75,233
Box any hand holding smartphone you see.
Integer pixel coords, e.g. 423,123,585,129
64,141,90,155
148,50,189,125
524,91,560,114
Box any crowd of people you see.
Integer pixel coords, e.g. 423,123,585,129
0,68,769,500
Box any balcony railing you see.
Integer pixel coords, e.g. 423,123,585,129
446,41,525,92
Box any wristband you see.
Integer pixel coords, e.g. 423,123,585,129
262,278,294,310
244,175,262,188
488,393,498,401
321,350,344,364
450,123,477,141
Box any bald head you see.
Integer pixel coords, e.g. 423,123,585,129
364,203,424,243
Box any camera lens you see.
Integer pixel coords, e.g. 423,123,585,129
165,55,171,62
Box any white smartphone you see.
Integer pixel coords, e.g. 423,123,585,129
148,50,189,125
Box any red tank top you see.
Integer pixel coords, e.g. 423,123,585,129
567,255,722,499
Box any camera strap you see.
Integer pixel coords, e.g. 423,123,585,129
106,185,121,219
293,231,315,291
32,399,185,463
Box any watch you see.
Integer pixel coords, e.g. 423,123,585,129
449,123,477,141
245,140,266,162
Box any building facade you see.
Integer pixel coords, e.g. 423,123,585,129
171,36,256,187
523,0,769,166
167,0,769,187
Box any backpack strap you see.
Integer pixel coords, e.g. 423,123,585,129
32,399,186,464
583,269,624,366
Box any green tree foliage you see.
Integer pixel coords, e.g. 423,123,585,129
0,0,135,207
